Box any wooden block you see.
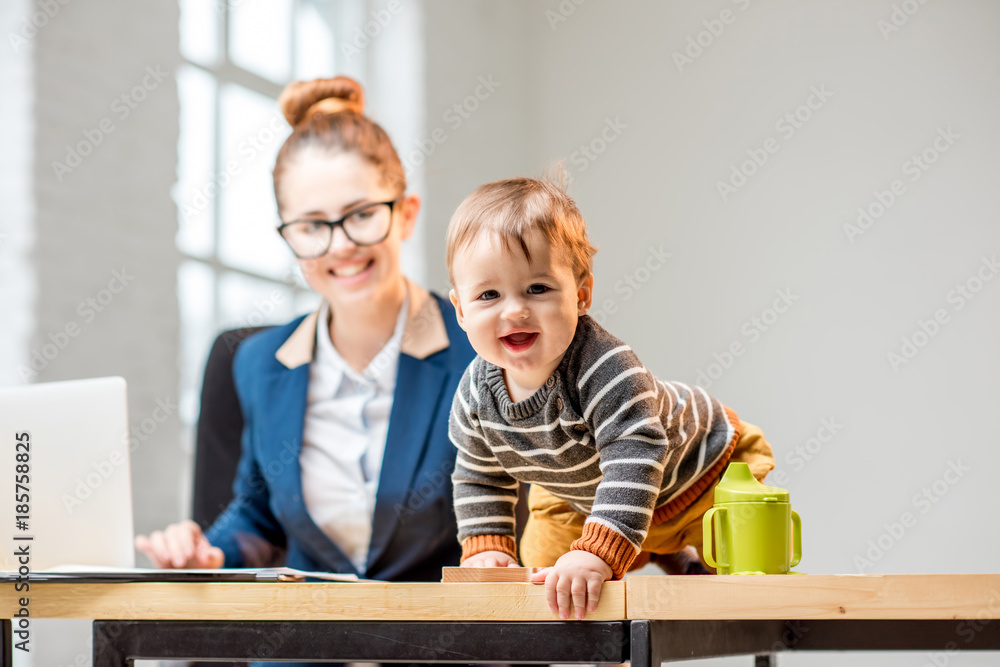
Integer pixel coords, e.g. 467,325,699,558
442,567,542,583
0,580,626,621
626,573,1000,620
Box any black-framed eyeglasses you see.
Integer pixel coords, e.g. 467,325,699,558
277,199,400,259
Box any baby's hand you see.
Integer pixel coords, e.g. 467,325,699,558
530,550,613,619
460,550,520,568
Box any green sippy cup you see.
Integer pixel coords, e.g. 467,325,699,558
702,462,801,574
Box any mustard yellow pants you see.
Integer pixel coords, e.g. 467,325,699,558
519,420,775,573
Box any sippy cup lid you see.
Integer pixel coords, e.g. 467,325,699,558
712,462,790,504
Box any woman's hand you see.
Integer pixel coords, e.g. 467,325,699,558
460,550,520,568
135,519,224,569
530,550,613,619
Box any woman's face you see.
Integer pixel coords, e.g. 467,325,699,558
278,148,418,310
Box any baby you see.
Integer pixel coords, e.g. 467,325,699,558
445,177,774,619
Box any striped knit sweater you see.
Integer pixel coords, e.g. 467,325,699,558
449,315,740,578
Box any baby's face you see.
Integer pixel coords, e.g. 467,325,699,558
450,229,593,393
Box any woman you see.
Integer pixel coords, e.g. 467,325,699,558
136,76,475,583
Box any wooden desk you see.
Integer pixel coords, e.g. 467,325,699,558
628,573,1000,619
4,575,1000,666
2,580,628,666
626,574,1000,665
0,580,626,621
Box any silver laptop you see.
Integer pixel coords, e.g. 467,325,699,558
0,376,135,570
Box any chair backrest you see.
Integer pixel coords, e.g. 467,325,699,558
192,327,269,530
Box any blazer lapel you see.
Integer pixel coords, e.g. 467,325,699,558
262,350,361,575
366,352,448,571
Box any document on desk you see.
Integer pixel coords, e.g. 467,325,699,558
0,565,360,582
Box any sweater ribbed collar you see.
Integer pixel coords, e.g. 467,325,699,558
483,362,554,421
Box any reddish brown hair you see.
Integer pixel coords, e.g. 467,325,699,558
273,76,405,213
446,176,598,286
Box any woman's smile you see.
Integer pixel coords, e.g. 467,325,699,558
327,257,375,284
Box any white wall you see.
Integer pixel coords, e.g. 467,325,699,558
0,0,35,388
3,0,181,664
27,0,183,543
422,0,538,296
364,0,430,285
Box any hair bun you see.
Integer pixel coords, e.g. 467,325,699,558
278,76,365,128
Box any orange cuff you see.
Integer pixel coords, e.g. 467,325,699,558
571,522,638,579
460,534,518,563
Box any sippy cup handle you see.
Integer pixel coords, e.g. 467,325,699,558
790,510,802,568
702,507,729,570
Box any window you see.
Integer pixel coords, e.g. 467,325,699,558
174,0,347,435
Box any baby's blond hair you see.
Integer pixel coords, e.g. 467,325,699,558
446,176,598,287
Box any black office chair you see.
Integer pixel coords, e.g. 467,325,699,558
191,327,268,532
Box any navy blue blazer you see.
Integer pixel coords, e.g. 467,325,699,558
205,281,475,582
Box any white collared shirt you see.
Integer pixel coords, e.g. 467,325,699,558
300,293,409,573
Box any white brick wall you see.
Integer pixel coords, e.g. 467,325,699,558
5,2,181,664
29,0,182,538
4,0,184,541
0,0,36,387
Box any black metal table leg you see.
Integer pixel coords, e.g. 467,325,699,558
2,620,11,667
93,620,629,664
629,620,660,667
93,620,129,667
